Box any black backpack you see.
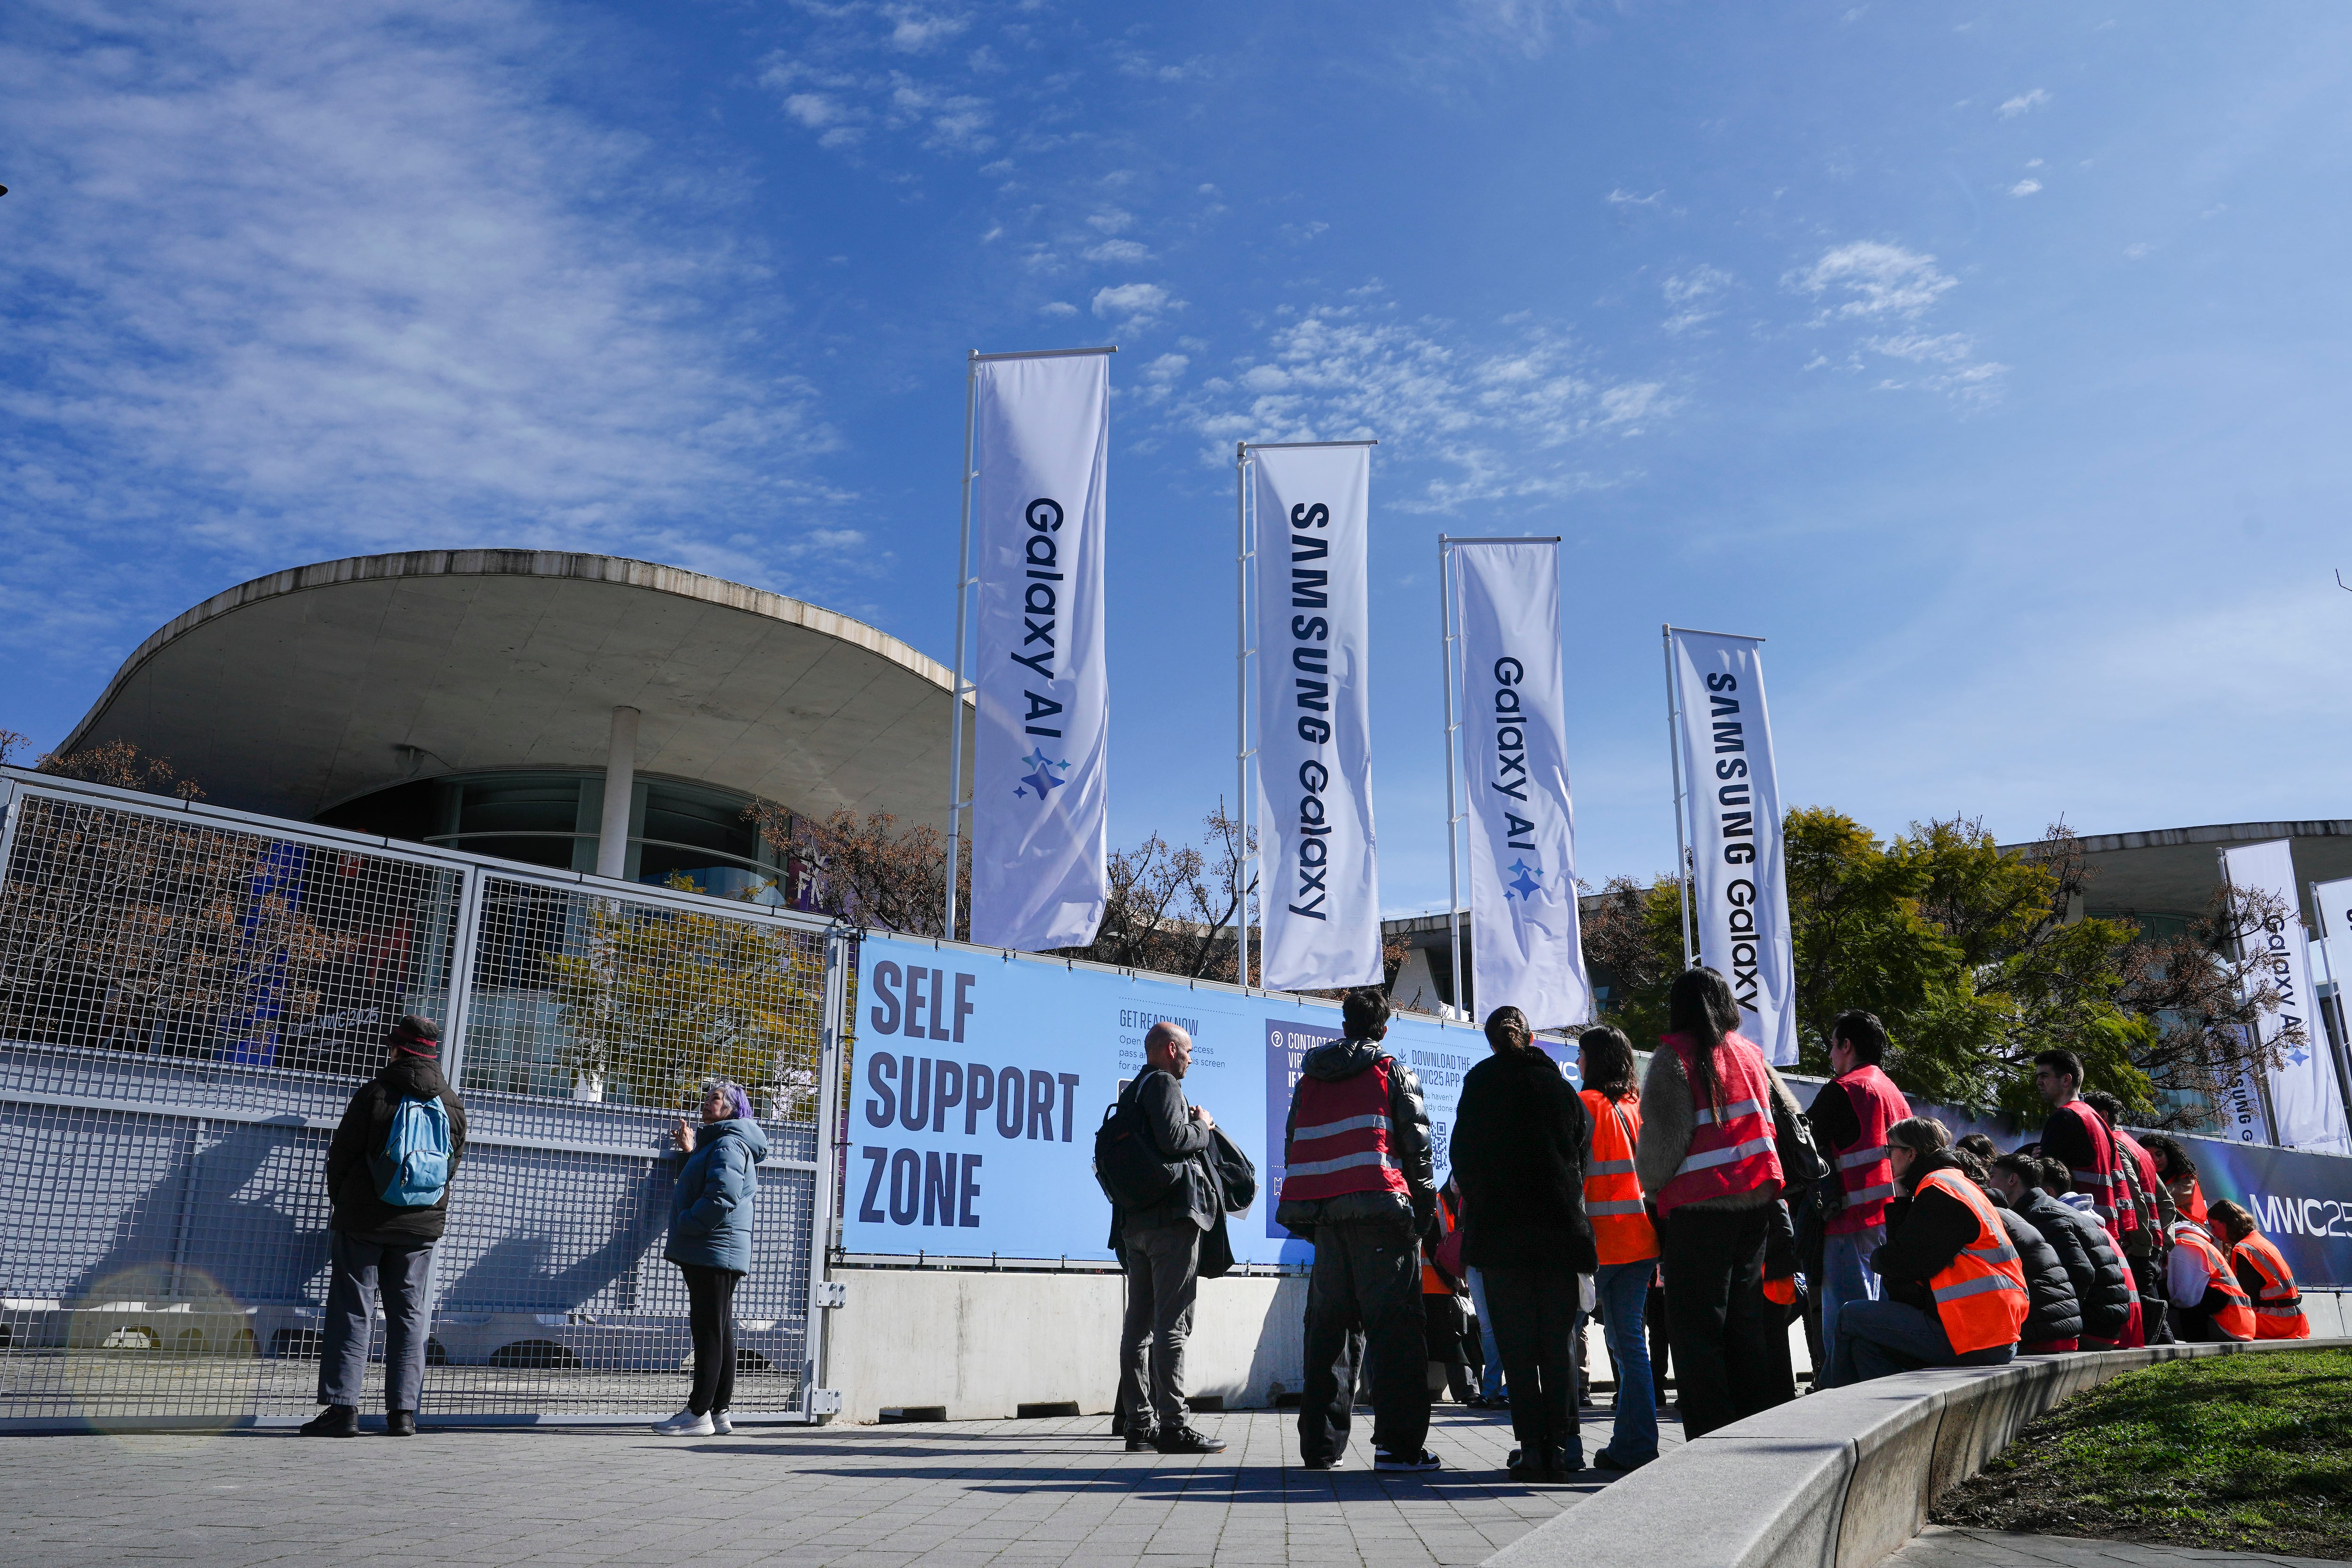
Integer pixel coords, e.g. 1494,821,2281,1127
1093,1071,1188,1211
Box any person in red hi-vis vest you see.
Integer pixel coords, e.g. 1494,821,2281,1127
1818,1118,2027,1386
1631,968,1804,1438
2207,1200,2310,1340
1806,1010,1911,1365
1277,987,1442,1475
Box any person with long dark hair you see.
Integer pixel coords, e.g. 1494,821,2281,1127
1574,1024,1659,1472
1632,968,1803,1437
1452,1005,1594,1480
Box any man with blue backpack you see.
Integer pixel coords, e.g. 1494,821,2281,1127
303,1014,467,1437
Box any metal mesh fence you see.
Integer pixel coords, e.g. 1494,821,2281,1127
0,780,837,1426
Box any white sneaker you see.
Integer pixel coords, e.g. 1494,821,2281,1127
652,1409,715,1436
710,1410,733,1435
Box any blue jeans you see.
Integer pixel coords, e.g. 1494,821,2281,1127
1468,1268,1505,1399
1587,1261,1659,1462
1824,1299,2016,1387
1818,1225,1884,1359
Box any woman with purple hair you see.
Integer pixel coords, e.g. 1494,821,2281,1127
652,1079,768,1436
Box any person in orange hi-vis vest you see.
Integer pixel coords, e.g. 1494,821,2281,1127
1807,1010,1911,1368
2206,1200,2310,1340
2165,1214,2256,1342
1818,1117,2028,1386
1631,968,1803,1438
1574,1024,1659,1472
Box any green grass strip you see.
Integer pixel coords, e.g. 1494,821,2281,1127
1932,1348,2352,1557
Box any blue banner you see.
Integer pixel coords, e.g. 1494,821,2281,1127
2170,1130,2352,1289
841,933,1557,1264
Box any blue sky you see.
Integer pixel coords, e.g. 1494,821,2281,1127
6,1,2351,917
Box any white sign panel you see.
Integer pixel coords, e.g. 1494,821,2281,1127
1253,444,1381,991
2223,843,2350,1154
1668,629,1798,1065
1455,541,1590,1030
968,352,1111,952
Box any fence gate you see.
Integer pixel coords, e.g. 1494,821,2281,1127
0,770,845,1429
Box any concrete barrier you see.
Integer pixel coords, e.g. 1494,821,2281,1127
1482,1335,2350,1568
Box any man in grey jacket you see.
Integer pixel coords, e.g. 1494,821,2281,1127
1112,1022,1227,1455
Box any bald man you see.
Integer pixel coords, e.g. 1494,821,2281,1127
1113,1022,1227,1455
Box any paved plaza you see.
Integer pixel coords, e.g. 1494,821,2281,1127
0,1405,1671,1568
1891,1526,2345,1568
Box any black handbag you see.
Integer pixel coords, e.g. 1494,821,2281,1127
1773,1097,1832,1188
1209,1127,1257,1214
1093,1072,1187,1211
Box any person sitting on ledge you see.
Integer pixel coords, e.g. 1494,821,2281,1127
2165,1210,2255,1344
2206,1200,2309,1341
1818,1117,2027,1387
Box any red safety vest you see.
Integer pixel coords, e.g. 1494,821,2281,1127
1915,1169,2031,1354
2114,1130,2164,1238
1654,1032,1783,1220
2051,1100,2131,1238
1283,1056,1410,1203
2169,1221,2255,1340
2232,1233,2309,1340
2172,1176,2208,1228
1825,1064,1909,1235
1422,1190,1460,1295
1580,1089,1660,1266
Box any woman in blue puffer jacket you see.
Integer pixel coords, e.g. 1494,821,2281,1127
652,1079,770,1437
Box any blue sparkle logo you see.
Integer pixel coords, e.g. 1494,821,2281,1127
1505,858,1542,900
2288,1046,2312,1068
1013,746,1072,802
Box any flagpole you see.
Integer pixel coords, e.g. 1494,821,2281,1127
1662,625,1695,968
944,353,978,940
1439,537,1465,1021
1235,442,1252,988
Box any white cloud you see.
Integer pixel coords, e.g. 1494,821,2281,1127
784,92,854,129
1998,88,2051,119
885,7,969,53
1087,210,1135,235
1790,241,1957,320
2009,178,2042,197
1091,282,1180,328
1084,239,1152,264
1661,264,1734,334
1039,302,1078,317
1144,354,1190,382
1606,188,1663,207
0,0,846,659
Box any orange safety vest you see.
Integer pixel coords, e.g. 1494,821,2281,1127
2231,1232,2308,1340
1825,1064,1909,1235
1580,1089,1660,1266
1283,1055,1410,1203
1654,1032,1783,1220
2051,1100,2131,1238
1422,1190,1460,1295
1914,1169,2031,1354
2169,1221,2255,1340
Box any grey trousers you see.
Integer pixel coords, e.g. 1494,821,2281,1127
1120,1221,1200,1430
319,1230,434,1412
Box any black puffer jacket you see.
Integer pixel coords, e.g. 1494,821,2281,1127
1449,1046,1597,1274
1276,1036,1437,1235
325,1053,469,1242
2017,1186,2133,1338
1992,1197,2082,1344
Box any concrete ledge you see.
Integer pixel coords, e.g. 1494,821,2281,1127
1484,1335,2351,1568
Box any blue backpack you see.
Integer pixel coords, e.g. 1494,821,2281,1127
376,1095,453,1207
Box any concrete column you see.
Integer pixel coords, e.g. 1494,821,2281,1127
596,706,640,879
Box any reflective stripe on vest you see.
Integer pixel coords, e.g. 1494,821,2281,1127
1581,1089,1660,1265
1915,1169,2030,1354
1654,1034,1783,1220
2232,1234,2308,1340
2169,1222,2255,1340
1281,1057,1409,1204
1827,1065,1909,1235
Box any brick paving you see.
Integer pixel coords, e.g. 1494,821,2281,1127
0,1403,1681,1567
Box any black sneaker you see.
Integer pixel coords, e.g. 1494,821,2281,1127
1155,1425,1228,1455
384,1410,416,1437
1300,1454,1340,1471
1375,1447,1442,1472
1123,1427,1160,1452
1591,1447,1652,1472
1506,1447,1542,1480
1546,1446,1585,1479
300,1405,359,1438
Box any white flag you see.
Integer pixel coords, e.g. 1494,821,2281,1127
968,352,1110,951
2222,843,2350,1154
1668,629,1798,1065
1455,541,1589,1029
1254,444,1381,990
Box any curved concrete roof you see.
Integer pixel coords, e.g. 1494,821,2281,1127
2017,819,2352,924
62,549,969,828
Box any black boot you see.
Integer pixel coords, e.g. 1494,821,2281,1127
1545,1443,1584,1480
385,1410,416,1437
300,1405,359,1438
